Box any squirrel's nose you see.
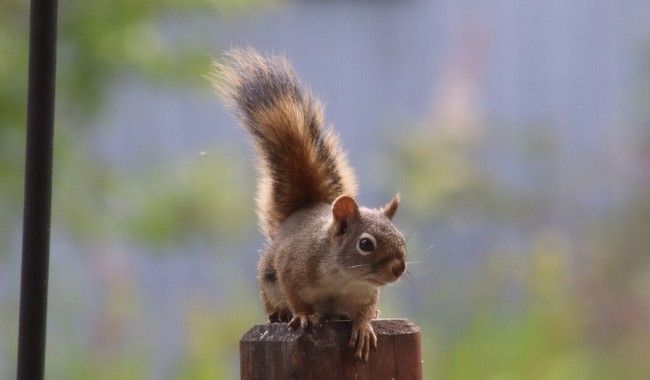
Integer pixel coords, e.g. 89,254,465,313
392,259,406,278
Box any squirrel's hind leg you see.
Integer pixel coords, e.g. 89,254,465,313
258,268,291,323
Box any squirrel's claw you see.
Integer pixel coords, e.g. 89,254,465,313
288,313,322,330
349,321,377,363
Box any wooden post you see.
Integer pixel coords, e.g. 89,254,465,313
240,319,422,380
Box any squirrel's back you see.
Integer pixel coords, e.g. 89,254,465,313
212,48,358,238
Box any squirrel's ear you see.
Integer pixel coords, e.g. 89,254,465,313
383,193,400,220
332,195,359,223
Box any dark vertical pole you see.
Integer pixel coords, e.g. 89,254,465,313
17,0,58,378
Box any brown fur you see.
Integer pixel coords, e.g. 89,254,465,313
211,48,406,362
210,48,358,239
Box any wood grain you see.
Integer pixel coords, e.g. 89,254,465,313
240,319,422,380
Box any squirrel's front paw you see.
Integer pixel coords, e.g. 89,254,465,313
288,312,322,330
349,320,377,363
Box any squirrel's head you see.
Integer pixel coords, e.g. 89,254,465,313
329,195,407,286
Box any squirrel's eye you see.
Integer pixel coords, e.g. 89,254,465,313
359,238,374,251
357,233,376,255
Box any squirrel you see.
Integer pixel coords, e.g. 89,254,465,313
211,48,407,362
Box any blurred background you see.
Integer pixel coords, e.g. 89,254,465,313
2,0,650,378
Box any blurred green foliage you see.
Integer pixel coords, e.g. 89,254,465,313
1,0,264,378
178,298,258,379
399,120,650,378
52,142,252,248
435,233,597,379
0,0,265,254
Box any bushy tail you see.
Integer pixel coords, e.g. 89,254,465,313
211,48,357,238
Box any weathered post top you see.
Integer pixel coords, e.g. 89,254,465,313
240,319,422,380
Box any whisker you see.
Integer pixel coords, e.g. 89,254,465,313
309,264,372,293
345,264,371,270
333,267,376,292
404,223,421,241
403,271,415,290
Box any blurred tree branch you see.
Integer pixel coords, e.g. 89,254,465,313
0,0,268,255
